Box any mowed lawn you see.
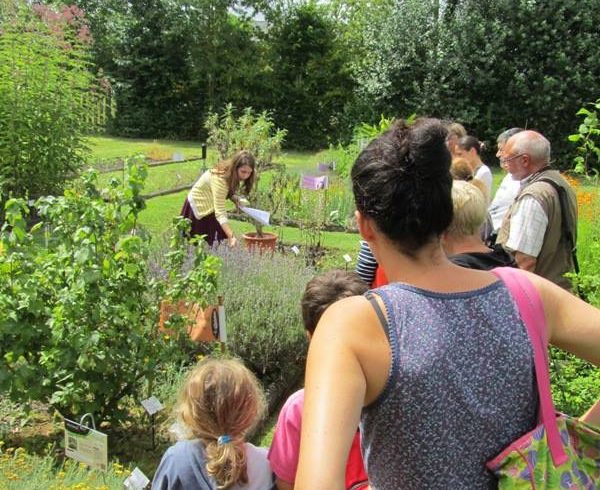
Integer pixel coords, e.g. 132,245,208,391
88,136,600,269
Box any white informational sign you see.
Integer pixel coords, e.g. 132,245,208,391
291,245,300,255
343,254,352,263
218,303,227,342
124,467,150,489
172,152,184,162
64,418,108,471
141,396,164,416
239,206,270,226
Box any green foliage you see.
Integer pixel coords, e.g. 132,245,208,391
569,99,600,175
267,3,355,149
0,447,128,489
0,4,96,207
347,0,600,164
205,104,287,169
0,159,220,422
214,246,312,385
353,114,396,142
550,347,600,417
81,0,266,139
106,0,198,138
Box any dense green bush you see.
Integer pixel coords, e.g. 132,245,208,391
267,3,354,149
348,0,600,164
0,4,96,209
0,159,220,422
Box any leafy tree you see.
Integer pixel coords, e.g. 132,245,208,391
0,4,96,208
346,0,600,164
267,3,354,149
106,0,199,138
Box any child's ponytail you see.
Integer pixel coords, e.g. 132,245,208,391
177,358,266,490
205,437,248,489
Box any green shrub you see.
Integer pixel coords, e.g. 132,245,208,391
205,104,287,170
0,159,220,423
569,98,600,176
550,347,600,417
0,5,97,210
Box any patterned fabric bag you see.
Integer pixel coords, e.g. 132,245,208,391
487,267,600,489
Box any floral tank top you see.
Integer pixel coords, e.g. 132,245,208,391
361,281,538,489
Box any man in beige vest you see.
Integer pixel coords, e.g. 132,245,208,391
496,130,577,290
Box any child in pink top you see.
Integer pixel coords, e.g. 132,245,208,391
268,270,369,490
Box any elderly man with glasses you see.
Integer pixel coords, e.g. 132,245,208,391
496,130,578,290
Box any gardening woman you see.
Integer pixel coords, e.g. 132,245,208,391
181,150,256,247
152,358,273,489
295,118,600,489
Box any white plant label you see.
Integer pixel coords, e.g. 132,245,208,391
141,396,164,415
291,245,300,255
64,418,108,471
124,467,150,489
218,304,227,342
343,254,352,263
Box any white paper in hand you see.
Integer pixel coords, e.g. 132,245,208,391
239,206,270,226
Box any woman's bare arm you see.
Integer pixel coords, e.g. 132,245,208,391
295,296,390,490
528,271,600,365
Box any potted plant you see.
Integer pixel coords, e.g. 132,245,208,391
156,219,222,341
243,218,278,252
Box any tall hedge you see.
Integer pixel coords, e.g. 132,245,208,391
351,0,600,165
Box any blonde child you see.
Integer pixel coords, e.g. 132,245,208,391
152,358,273,490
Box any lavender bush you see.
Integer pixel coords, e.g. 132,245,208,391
214,246,313,385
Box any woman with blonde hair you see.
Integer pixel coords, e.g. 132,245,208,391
181,150,256,247
443,180,515,269
152,358,273,490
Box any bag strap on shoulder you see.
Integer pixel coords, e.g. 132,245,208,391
492,267,568,467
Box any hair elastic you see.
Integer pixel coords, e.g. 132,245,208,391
217,435,232,445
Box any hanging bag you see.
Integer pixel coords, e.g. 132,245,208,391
487,267,600,488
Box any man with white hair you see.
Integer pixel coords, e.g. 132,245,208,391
496,130,577,290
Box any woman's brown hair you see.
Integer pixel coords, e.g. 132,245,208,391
213,150,256,198
177,358,266,489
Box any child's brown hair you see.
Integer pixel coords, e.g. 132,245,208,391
301,270,368,335
177,358,266,489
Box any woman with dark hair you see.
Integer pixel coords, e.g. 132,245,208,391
455,135,492,198
295,118,600,489
181,150,256,247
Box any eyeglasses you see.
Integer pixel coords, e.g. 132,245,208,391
500,153,525,164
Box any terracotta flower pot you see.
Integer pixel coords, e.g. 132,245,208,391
242,231,278,253
158,299,217,342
